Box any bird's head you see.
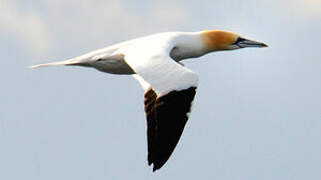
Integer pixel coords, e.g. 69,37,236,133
200,30,268,53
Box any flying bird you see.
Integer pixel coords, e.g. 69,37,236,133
29,30,267,171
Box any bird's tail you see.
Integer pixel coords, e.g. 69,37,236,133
28,58,85,69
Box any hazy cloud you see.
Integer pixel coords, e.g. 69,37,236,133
263,0,321,19
42,0,190,43
0,0,51,58
293,0,321,18
1,0,190,60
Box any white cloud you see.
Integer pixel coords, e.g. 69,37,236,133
0,0,51,58
293,0,321,18
1,0,320,61
1,0,190,60
262,0,321,20
42,0,190,42
149,1,190,31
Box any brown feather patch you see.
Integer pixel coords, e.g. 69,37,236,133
201,30,239,51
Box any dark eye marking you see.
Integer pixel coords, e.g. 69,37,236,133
233,37,246,45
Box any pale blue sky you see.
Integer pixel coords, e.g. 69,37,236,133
1,0,320,179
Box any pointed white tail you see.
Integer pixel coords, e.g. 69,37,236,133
28,58,84,69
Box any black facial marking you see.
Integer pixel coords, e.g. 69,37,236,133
233,37,246,45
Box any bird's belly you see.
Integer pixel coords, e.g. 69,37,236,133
94,59,135,75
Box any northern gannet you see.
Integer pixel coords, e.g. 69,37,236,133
29,30,267,171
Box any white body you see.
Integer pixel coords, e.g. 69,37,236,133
31,32,204,73
30,32,206,95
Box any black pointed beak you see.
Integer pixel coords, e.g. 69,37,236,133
238,39,268,48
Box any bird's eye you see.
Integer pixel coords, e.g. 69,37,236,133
233,37,246,44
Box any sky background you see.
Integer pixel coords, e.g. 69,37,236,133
1,0,321,179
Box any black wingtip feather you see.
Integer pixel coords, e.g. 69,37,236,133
144,87,197,172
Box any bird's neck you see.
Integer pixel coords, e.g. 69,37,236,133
170,32,208,61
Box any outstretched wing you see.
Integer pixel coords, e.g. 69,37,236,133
120,40,198,171
144,87,196,171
